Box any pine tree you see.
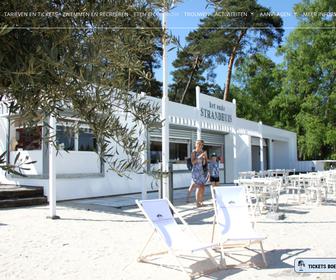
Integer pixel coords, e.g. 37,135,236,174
190,0,283,100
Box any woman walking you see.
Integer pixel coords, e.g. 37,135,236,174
190,140,208,207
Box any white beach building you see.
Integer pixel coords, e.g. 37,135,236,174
0,89,317,201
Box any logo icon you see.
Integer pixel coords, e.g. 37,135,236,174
156,213,163,218
297,260,305,272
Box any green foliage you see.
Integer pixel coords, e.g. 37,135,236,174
169,46,222,105
269,92,301,130
0,0,162,174
233,54,283,125
276,0,336,160
233,0,336,160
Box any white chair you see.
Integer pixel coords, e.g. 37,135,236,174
286,175,306,204
211,186,267,267
235,178,281,215
326,174,336,197
136,199,221,279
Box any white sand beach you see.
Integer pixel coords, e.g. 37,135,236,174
1,191,336,280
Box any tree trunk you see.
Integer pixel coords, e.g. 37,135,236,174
180,55,201,104
223,30,246,101
223,54,235,101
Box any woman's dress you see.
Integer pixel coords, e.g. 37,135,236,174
191,151,208,186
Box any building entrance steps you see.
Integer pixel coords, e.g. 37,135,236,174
0,184,47,208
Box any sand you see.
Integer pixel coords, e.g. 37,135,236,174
1,193,336,280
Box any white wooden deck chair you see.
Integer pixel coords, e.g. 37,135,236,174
136,198,221,279
210,186,267,267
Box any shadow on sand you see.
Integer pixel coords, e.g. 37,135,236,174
205,247,310,279
252,248,310,269
277,208,310,215
183,207,214,225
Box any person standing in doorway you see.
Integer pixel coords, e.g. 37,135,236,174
208,153,220,187
189,140,208,207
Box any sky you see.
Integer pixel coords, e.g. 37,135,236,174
154,0,303,87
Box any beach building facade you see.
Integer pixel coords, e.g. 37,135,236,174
0,90,315,201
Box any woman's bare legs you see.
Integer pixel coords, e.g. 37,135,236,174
211,181,219,188
196,185,205,207
186,182,196,203
200,185,205,204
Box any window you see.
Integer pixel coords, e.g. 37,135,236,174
56,124,96,152
16,126,42,150
56,125,75,150
170,142,188,162
150,141,162,164
79,128,97,151
150,140,188,163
